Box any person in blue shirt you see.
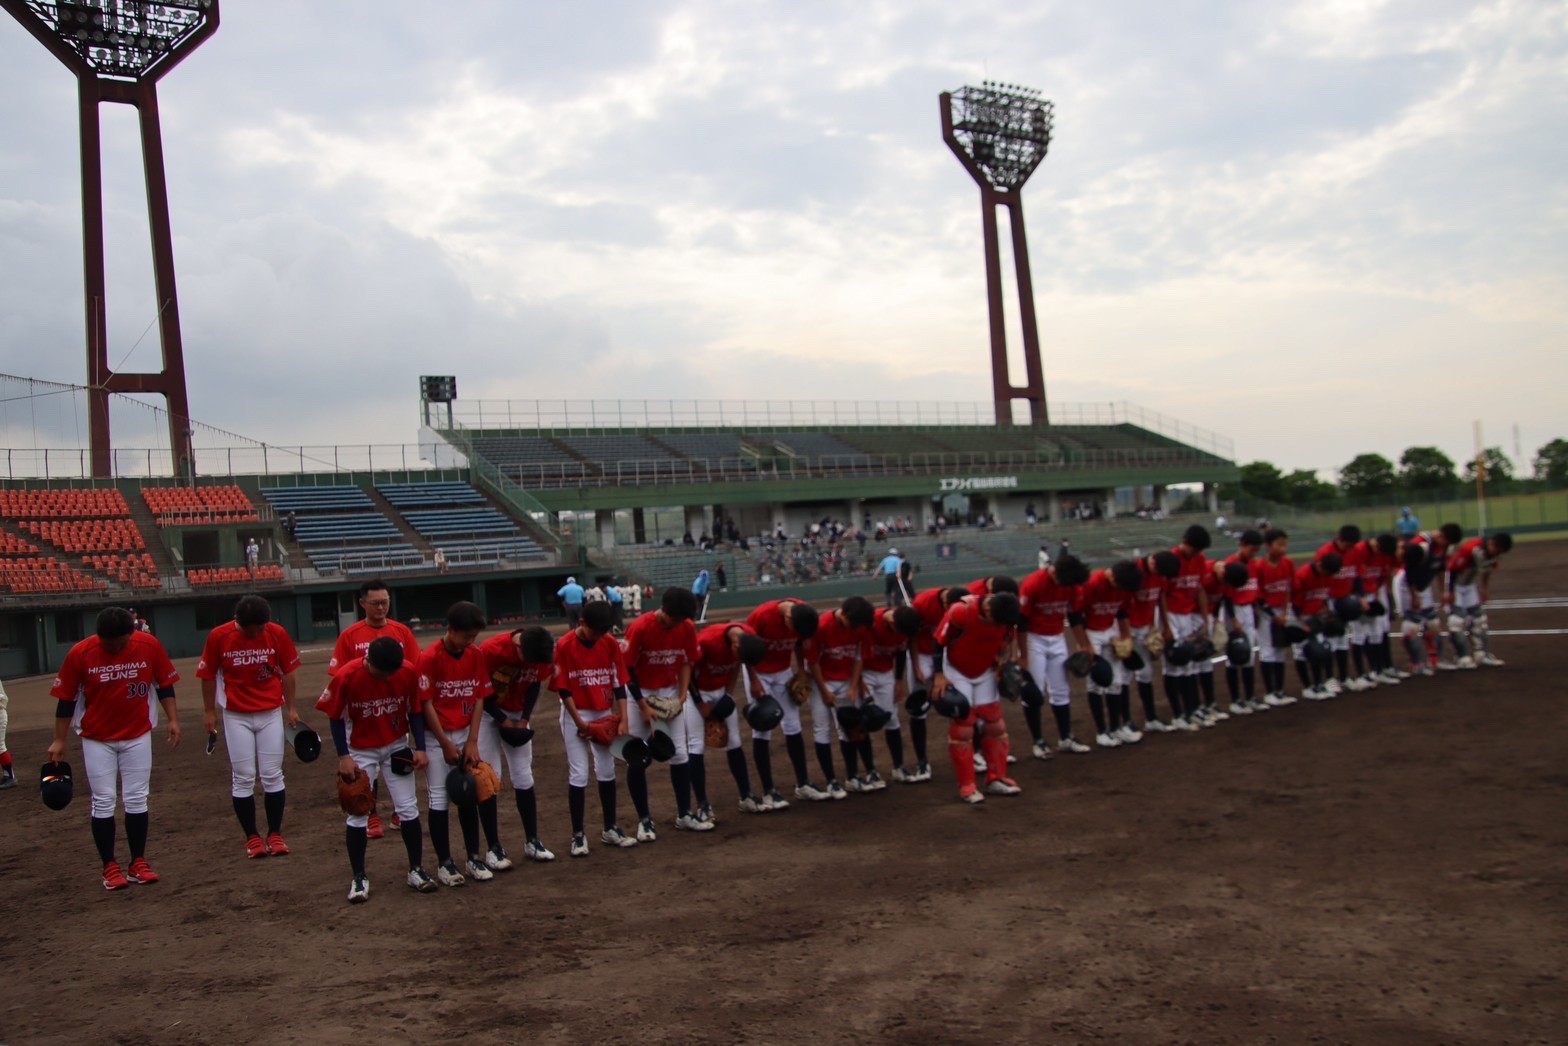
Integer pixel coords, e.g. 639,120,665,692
692,569,711,623
557,576,585,628
605,580,624,633
876,549,905,607
1396,507,1420,540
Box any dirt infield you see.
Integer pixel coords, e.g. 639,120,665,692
2,545,1565,1043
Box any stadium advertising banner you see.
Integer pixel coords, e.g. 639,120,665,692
938,476,1019,492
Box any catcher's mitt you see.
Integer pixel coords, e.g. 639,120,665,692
1143,632,1166,657
1065,651,1095,678
786,673,813,705
337,768,375,816
1110,635,1135,660
579,715,621,747
468,759,501,803
646,694,683,721
997,661,1024,700
704,717,728,749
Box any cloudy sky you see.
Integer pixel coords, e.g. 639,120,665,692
1,0,1564,478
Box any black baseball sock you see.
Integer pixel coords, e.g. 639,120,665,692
124,811,148,860
262,789,285,835
1050,703,1073,741
839,740,859,779
346,825,368,878
671,762,693,816
1197,672,1215,708
884,727,904,768
1295,658,1312,690
1351,644,1367,676
399,816,423,870
785,733,810,786
1335,649,1350,682
727,747,755,796
477,796,501,853
910,716,928,765
752,738,774,793
688,754,709,808
232,795,259,838
1225,666,1241,703
597,779,618,831
1162,676,1182,720
1024,704,1043,743
428,809,452,864
568,783,586,835
1242,665,1256,699
1087,692,1108,735
858,737,876,773
515,787,539,840
457,805,481,862
92,815,116,864
1139,681,1158,721
814,740,837,783
627,763,651,820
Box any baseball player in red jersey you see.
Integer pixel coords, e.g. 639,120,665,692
743,597,820,806
1077,560,1144,747
1018,557,1092,756
1162,525,1213,729
621,587,708,837
691,620,770,813
48,607,181,890
1315,525,1365,693
477,625,556,861
1217,530,1264,715
1345,533,1402,686
197,595,302,859
859,605,923,781
1292,553,1341,699
1445,532,1511,666
555,600,636,855
328,579,421,840
931,592,1024,803
1127,551,1182,731
1253,528,1298,706
416,601,498,886
1393,543,1439,675
318,636,434,902
904,585,971,782
1407,523,1464,666
806,596,876,797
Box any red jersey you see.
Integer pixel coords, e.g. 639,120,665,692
910,587,950,655
1256,555,1294,609
1315,541,1359,599
1292,563,1333,616
552,630,627,712
862,608,912,673
745,600,805,674
416,640,488,732
1357,541,1398,592
809,610,866,682
1446,537,1497,579
1219,554,1261,608
315,658,420,750
621,612,699,690
965,578,993,597
694,622,753,692
1019,568,1077,636
477,631,551,715
934,596,1013,678
51,632,179,742
1079,569,1132,632
196,621,300,715
1128,566,1165,629
1165,547,1209,615
328,618,419,675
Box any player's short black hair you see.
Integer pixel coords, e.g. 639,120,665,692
366,636,404,672
1338,524,1363,545
581,601,615,634
1374,533,1398,556
235,595,271,627
1318,552,1342,575
985,592,1022,627
1149,550,1181,578
736,631,768,666
1490,532,1513,552
1263,528,1289,545
1110,560,1142,593
357,578,390,599
787,602,819,638
1239,529,1264,548
942,587,970,607
96,606,134,640
661,587,699,621
517,625,553,663
1222,561,1251,588
446,600,486,632
841,595,875,629
1182,524,1212,551
988,575,1021,595
1440,522,1464,544
1052,555,1090,587
890,605,922,637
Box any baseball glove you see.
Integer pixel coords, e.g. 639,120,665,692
646,694,683,721
1110,635,1135,660
1143,632,1166,658
468,759,501,803
786,672,813,705
579,715,621,747
705,717,728,749
489,661,519,696
337,768,375,816
997,661,1025,700
1065,651,1094,677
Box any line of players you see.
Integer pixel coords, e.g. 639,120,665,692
42,517,1509,900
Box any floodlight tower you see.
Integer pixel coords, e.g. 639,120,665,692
941,81,1054,426
3,0,220,478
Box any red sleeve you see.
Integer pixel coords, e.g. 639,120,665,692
195,627,222,680
621,618,643,670
315,671,347,719
152,640,179,688
682,622,698,665
327,630,352,676
275,626,302,674
551,637,574,694
49,645,83,702
400,625,421,663
612,638,628,687
935,602,968,647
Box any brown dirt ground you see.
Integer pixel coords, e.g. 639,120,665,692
2,544,1565,1044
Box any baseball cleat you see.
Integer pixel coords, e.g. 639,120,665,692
697,803,716,824
636,818,659,843
1456,655,1477,669
101,861,130,891
1418,663,1436,676
1302,686,1331,701
484,847,513,872
264,832,290,856
244,834,268,860
1116,724,1144,743
1095,732,1122,749
1379,669,1403,684
1031,740,1054,760
126,857,160,884
794,783,830,802
1435,660,1459,671
972,752,987,772
764,789,791,810
1173,716,1200,732
1479,653,1504,667
1209,706,1231,721
1263,692,1293,707
1392,667,1412,678
984,778,1022,796
844,776,867,793
889,767,912,783
1342,677,1370,692
863,770,887,791
826,780,849,800
0,769,16,789
436,861,467,887
406,867,438,893
389,814,402,830
569,834,590,857
674,813,715,832
738,794,767,814
601,825,638,848
909,762,933,782
463,857,495,882
1058,736,1091,754
524,838,556,862
1360,673,1381,688
958,787,986,805
1229,701,1254,716
1141,719,1173,733
366,813,384,839
1326,678,1345,694
347,876,370,904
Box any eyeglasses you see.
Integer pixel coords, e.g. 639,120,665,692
363,599,391,607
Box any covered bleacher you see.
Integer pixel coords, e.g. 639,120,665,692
261,485,421,576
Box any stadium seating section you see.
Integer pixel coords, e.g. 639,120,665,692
18,519,145,553
188,565,286,587
0,487,130,519
84,553,160,590
143,485,259,525
0,557,105,594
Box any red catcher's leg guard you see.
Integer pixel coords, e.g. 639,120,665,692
975,704,1010,783
947,713,978,794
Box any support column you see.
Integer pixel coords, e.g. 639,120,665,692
632,508,646,544
1103,489,1117,519
596,509,616,552
1205,483,1218,513
1048,497,1062,524
684,504,707,540
1155,485,1171,516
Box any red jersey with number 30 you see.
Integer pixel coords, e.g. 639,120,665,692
621,612,698,689
51,632,179,742
552,630,627,712
316,658,420,750
935,596,1013,678
694,622,752,692
196,620,300,714
416,640,488,731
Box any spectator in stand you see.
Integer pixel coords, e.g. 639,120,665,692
283,511,297,537
1025,502,1038,525
1058,538,1072,562
715,563,728,592
433,547,448,574
1038,545,1050,570
244,538,260,572
557,576,586,628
